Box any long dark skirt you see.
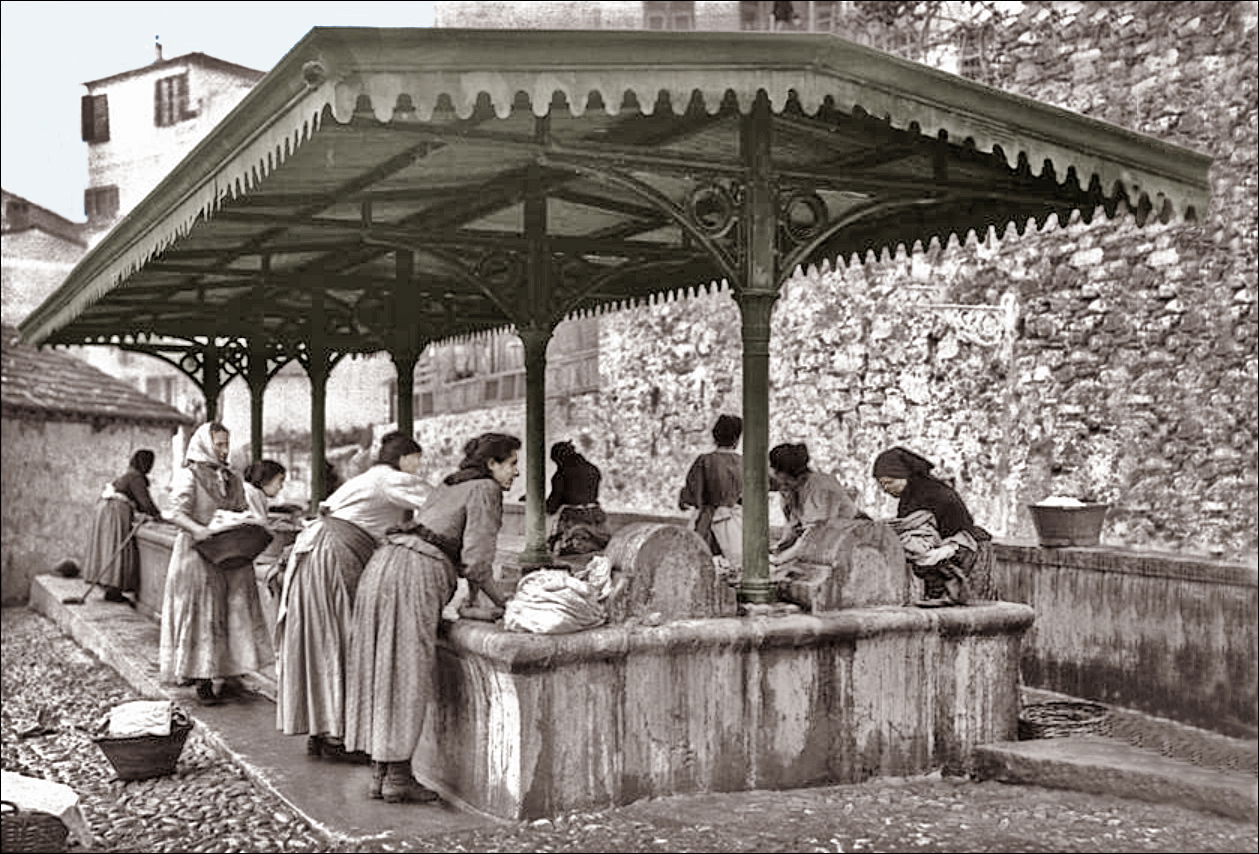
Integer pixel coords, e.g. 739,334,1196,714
344,538,456,762
274,517,376,738
83,497,138,592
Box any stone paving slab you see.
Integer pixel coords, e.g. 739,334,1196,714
30,575,502,845
975,735,1259,823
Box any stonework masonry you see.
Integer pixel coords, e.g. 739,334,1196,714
408,2,1257,561
1,417,177,603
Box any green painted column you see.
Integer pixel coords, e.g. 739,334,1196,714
392,352,418,439
247,336,267,463
518,325,552,568
306,291,329,511
392,249,419,439
201,338,222,423
517,145,554,570
737,91,779,605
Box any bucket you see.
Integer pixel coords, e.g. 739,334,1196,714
1028,503,1109,547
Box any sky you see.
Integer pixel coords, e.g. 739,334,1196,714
0,1,437,221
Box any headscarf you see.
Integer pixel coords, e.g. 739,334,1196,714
184,423,233,496
128,449,155,476
872,447,936,480
550,441,577,466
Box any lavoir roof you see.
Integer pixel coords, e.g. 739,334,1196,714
20,27,1210,352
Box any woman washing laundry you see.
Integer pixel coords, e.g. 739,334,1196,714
345,432,518,804
83,449,163,604
872,446,999,606
273,432,431,762
545,440,611,556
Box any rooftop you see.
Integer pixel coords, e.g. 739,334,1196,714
1,189,86,248
1,324,189,427
84,51,266,89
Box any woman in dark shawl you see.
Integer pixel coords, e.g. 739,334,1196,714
345,432,518,804
545,440,611,555
84,449,162,603
873,446,999,606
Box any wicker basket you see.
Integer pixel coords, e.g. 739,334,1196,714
193,523,273,571
93,709,194,780
1018,700,1111,740
1028,503,1109,547
1,800,69,854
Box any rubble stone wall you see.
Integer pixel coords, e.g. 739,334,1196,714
0,416,177,603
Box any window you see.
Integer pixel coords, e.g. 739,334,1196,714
84,185,119,223
80,94,109,142
154,73,194,127
645,1,694,30
144,375,176,403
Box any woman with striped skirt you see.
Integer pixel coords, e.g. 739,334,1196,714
345,433,518,803
274,432,430,761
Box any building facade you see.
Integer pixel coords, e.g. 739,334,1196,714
1,190,87,327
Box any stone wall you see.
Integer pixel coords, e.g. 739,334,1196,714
973,1,1258,559
0,416,177,603
994,542,1258,739
0,229,85,326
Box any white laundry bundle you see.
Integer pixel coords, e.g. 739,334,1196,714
503,568,606,634
107,700,173,738
207,508,254,532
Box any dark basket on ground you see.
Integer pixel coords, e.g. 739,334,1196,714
1028,503,1109,547
193,523,273,571
1018,700,1111,740
1,800,69,854
93,710,195,780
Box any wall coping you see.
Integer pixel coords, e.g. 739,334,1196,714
993,541,1258,588
442,602,1034,674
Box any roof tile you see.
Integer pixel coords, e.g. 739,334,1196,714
1,325,190,427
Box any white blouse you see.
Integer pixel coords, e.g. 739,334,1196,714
243,482,270,522
322,464,432,540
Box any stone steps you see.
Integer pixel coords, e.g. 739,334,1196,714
975,735,1258,823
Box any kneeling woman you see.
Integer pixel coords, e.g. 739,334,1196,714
345,432,518,803
872,446,999,606
275,433,430,760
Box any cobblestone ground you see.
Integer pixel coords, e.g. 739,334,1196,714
2,607,1255,854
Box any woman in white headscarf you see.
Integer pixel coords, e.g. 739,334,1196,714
159,422,273,704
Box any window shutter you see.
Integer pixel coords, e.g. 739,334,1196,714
94,95,109,142
82,94,109,142
81,95,93,141
154,78,164,126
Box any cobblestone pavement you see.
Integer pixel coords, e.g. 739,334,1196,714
2,607,1255,854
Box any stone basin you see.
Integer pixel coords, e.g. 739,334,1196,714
414,601,1033,819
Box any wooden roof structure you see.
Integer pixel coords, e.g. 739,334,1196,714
18,27,1211,595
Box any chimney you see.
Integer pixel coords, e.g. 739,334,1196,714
155,37,163,63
